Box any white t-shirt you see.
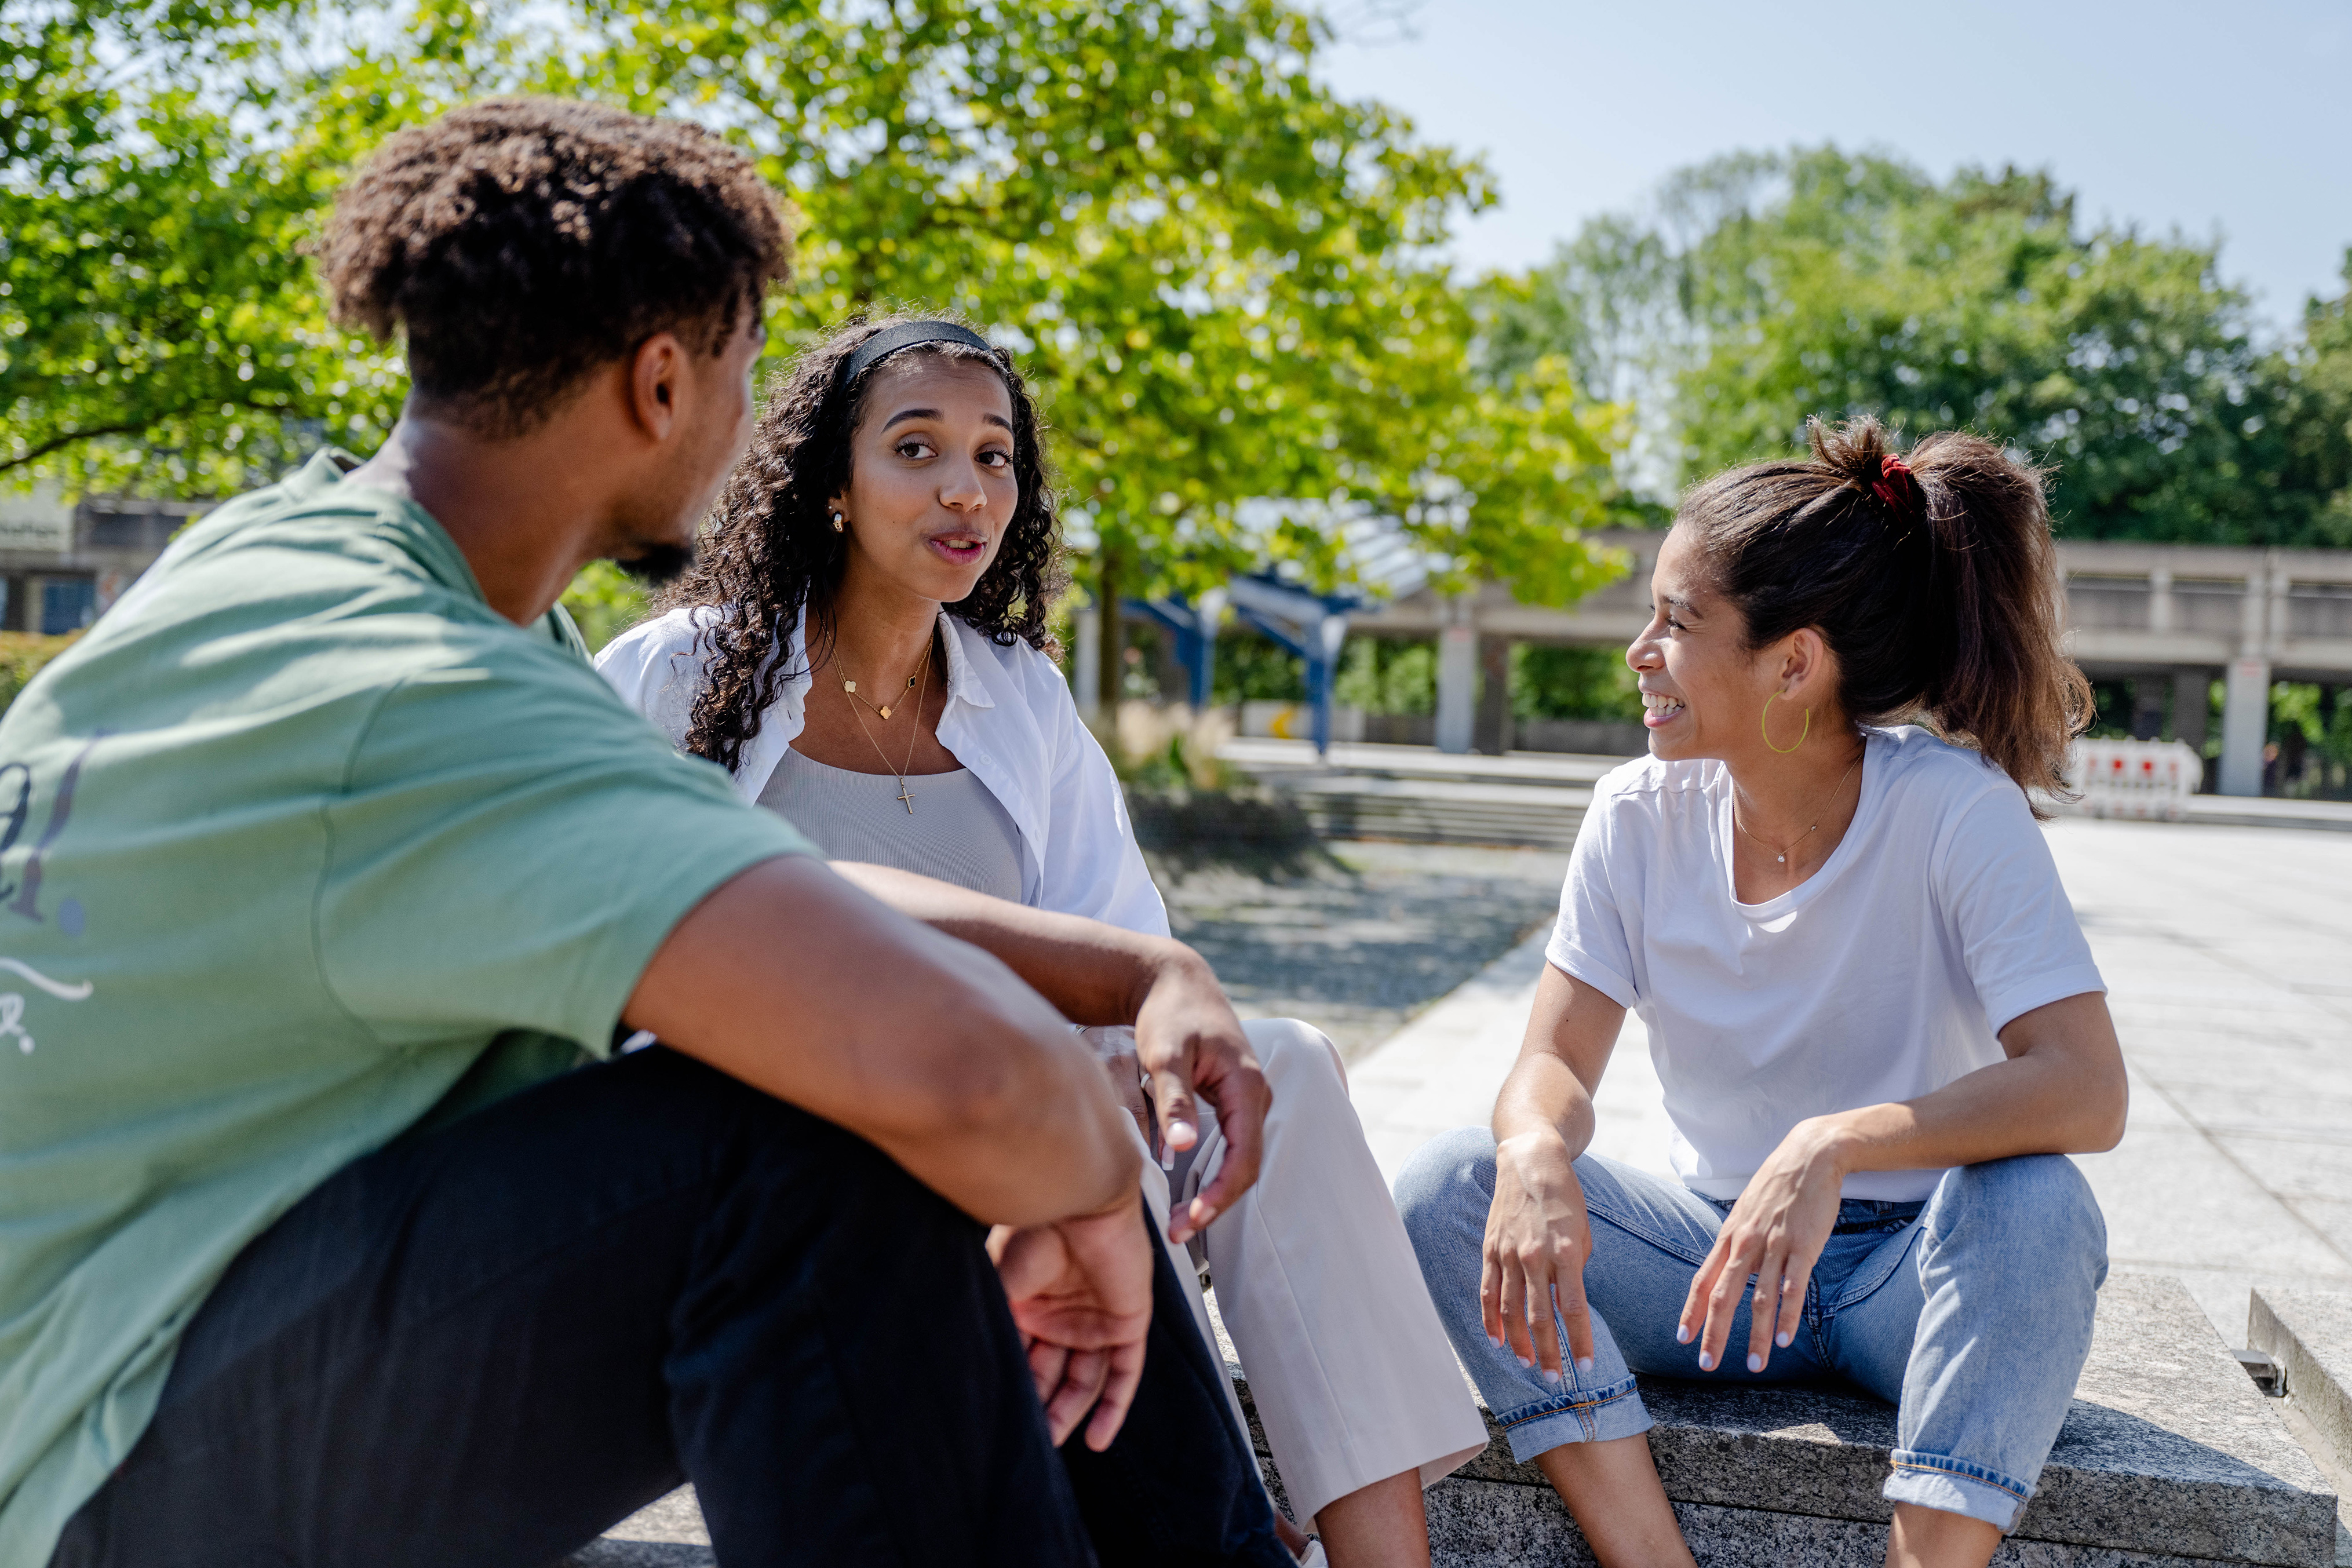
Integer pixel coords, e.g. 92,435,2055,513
1548,726,2105,1201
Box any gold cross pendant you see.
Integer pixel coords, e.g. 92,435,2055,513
897,782,915,814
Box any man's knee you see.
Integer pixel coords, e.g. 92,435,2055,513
1395,1125,1497,1251
627,1049,987,1271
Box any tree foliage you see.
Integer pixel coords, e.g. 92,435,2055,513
0,0,389,494
3,0,1622,606
1487,147,2352,546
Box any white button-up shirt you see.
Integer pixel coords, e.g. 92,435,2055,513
596,606,1169,938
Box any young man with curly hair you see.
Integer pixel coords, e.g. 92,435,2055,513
0,99,1286,1568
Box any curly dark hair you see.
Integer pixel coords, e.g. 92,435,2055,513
660,312,1069,775
315,97,793,437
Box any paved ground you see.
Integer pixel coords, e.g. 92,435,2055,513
1345,817,2352,1347
1151,840,1570,1060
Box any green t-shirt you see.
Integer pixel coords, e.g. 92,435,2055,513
0,451,813,1563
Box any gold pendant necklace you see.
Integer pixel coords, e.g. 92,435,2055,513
846,636,935,814
840,648,925,722
1734,749,1863,866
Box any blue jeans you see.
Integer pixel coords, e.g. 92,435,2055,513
1394,1129,2108,1531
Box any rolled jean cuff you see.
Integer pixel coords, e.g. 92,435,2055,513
1497,1374,1650,1464
1884,1450,2033,1533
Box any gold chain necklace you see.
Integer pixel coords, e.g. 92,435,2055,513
1733,748,1863,866
840,647,926,722
845,638,935,815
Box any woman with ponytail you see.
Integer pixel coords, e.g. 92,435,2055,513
1396,418,2125,1568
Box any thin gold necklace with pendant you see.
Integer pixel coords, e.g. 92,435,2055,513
845,638,935,814
1734,749,1863,866
840,645,927,721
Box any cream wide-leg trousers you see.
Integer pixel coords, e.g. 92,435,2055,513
1131,1018,1488,1526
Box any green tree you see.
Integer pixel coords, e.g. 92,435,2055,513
0,1,407,495
1492,147,2345,546
6,0,1623,621
2278,251,2352,545
1511,643,1640,721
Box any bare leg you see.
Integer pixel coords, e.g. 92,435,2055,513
1886,1503,2001,1568
1533,1434,1696,1568
1314,1469,1431,1568
1274,1508,1312,1558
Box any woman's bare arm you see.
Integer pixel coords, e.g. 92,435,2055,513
1484,965,1629,1380
1785,991,2128,1174
1683,990,2126,1376
1492,963,1629,1156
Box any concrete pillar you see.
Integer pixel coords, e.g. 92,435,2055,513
2220,656,2271,797
1073,603,1100,721
1474,634,1514,756
1435,620,1475,754
2149,564,2175,635
2171,668,2209,752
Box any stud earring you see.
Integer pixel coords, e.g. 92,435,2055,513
829,510,845,534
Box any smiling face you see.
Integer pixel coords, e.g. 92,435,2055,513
830,352,1018,607
1627,524,1840,763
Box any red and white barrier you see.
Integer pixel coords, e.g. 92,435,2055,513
2067,738,2202,821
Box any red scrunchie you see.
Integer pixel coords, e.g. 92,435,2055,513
1869,454,1920,516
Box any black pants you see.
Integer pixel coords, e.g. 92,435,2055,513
51,1049,1289,1568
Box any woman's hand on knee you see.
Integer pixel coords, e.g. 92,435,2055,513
1680,1118,1844,1374
1483,1132,1598,1385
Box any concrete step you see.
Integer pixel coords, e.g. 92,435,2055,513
1219,739,1601,850
2250,1289,2352,1511
1230,1275,2334,1567
1219,739,1628,789
571,1276,2332,1567
564,1486,709,1566
1258,774,1591,851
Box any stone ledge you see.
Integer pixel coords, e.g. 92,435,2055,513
576,1278,2333,1567
2252,1289,2352,1480
1233,1276,2335,1567
1428,1482,2317,1568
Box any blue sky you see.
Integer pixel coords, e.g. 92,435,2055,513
1314,0,2352,336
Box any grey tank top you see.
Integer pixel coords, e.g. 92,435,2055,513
756,748,1026,904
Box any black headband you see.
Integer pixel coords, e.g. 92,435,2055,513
837,320,997,391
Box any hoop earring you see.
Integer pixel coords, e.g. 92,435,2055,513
1762,691,1810,754
829,510,845,534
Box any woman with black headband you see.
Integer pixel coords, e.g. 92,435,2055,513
599,315,1487,1568
1395,420,2127,1568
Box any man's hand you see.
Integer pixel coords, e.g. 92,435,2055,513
989,1199,1155,1452
1131,951,1269,1244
